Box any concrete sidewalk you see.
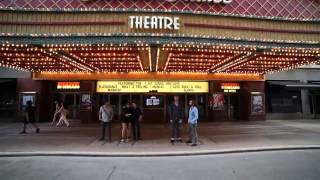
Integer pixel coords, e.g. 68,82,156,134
1,120,320,156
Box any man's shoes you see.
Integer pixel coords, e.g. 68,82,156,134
99,138,105,141
19,131,26,134
170,139,175,143
36,128,40,133
177,139,183,143
190,144,197,146
186,140,192,144
120,139,125,142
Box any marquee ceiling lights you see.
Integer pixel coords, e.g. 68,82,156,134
159,43,320,74
0,43,319,75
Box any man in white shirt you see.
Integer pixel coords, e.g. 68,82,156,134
187,99,199,146
99,102,113,142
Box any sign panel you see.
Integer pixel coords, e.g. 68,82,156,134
96,81,208,93
57,82,80,90
221,83,240,93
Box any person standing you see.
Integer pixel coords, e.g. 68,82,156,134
56,103,70,128
187,99,199,146
168,95,183,143
20,100,40,134
99,102,113,142
51,100,61,126
132,102,142,141
121,102,134,142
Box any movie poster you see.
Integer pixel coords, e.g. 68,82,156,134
80,94,92,111
210,94,225,110
251,93,264,114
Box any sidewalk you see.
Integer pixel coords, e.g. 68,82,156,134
1,120,320,156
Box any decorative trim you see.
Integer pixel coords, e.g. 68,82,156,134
0,21,125,26
0,33,319,47
184,23,320,35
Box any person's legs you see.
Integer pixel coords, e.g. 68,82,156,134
20,121,27,133
171,121,177,142
107,122,111,141
126,123,131,141
176,122,181,142
62,116,70,127
51,113,58,126
137,122,141,140
191,124,198,145
57,116,63,127
194,124,198,144
132,121,137,140
100,122,106,140
30,123,40,133
121,123,127,141
187,123,192,143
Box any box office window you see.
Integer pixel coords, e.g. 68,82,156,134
143,95,164,108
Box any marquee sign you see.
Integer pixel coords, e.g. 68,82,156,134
129,16,180,30
96,81,208,93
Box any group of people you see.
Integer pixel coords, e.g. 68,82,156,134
98,101,142,142
168,96,199,146
20,100,70,134
51,100,70,128
21,96,199,147
99,95,199,146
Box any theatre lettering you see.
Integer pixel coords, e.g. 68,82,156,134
129,16,180,30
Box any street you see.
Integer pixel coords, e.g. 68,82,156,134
1,150,320,180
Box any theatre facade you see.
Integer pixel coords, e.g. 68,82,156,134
0,0,319,123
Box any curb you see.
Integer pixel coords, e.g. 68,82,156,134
1,145,320,157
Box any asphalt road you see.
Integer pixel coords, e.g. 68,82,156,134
1,150,320,180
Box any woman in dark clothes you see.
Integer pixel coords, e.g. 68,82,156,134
20,100,40,134
121,102,134,142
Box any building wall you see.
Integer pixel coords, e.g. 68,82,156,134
209,81,266,121
16,78,50,122
1,0,319,20
266,67,320,120
0,10,319,42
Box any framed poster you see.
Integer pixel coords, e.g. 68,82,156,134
19,92,37,113
251,92,265,114
80,94,92,111
210,94,225,110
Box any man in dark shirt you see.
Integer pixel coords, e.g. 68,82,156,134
20,100,40,134
132,102,142,141
168,96,183,143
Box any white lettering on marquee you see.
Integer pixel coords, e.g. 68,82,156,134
129,16,180,30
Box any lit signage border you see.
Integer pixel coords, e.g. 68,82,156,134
97,81,208,93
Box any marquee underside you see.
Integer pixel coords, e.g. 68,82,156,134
0,38,319,77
